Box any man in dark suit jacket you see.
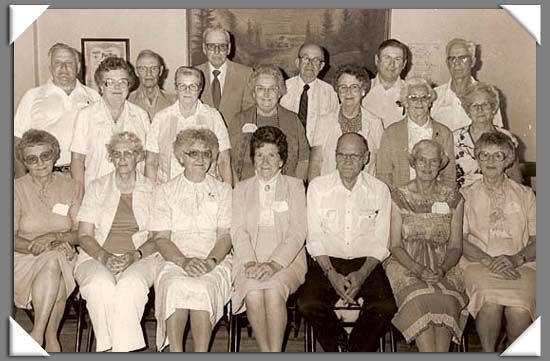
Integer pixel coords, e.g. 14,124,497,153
196,26,254,126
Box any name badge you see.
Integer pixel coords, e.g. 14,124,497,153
52,203,70,216
431,201,450,214
272,200,289,212
242,123,258,133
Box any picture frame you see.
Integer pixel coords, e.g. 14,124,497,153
188,9,390,82
81,38,130,92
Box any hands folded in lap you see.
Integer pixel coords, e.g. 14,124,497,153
244,261,283,281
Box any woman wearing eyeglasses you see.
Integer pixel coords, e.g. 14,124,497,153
74,131,160,352
144,66,232,186
308,64,384,181
384,139,468,352
71,56,150,190
14,129,81,351
152,128,232,352
228,64,309,182
460,132,536,352
453,82,522,188
377,77,456,190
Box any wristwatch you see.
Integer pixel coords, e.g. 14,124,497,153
515,253,527,267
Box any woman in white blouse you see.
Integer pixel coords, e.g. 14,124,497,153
151,128,232,352
231,126,307,351
75,131,159,352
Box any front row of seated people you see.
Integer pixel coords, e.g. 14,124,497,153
14,126,535,353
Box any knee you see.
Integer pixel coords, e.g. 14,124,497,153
80,276,115,301
40,253,62,275
505,307,532,324
116,275,149,297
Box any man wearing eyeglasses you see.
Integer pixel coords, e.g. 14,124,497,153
196,26,254,126
362,39,409,129
431,38,504,131
280,43,339,144
299,132,396,352
14,43,100,178
128,50,176,121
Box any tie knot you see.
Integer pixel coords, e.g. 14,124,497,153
213,70,220,78
303,84,310,92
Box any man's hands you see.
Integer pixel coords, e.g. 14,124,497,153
244,261,283,281
99,250,141,275
326,269,371,305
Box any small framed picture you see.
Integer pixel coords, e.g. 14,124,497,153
81,38,130,92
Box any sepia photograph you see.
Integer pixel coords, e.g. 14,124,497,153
10,6,537,355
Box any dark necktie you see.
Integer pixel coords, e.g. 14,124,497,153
298,84,310,127
212,70,221,109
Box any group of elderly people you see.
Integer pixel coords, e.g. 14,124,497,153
13,26,535,354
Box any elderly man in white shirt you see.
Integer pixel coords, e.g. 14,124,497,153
14,43,100,177
280,43,339,144
431,38,503,131
362,39,408,128
298,132,396,352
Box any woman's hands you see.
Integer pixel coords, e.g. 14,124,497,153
244,261,283,281
98,249,141,275
481,255,521,280
28,233,77,260
175,257,217,277
418,266,446,284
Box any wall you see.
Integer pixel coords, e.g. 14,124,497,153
391,9,536,161
13,8,536,161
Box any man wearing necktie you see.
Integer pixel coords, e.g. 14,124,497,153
280,43,339,145
196,26,254,127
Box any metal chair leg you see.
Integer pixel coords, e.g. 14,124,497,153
86,318,94,352
75,296,84,352
379,333,386,352
390,326,397,352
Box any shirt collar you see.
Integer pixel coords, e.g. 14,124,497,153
407,116,433,130
208,61,228,78
297,76,318,90
257,170,281,189
371,74,405,91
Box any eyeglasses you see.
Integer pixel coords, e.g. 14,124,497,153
337,84,362,94
255,86,279,95
446,55,471,64
416,157,441,168
469,102,492,112
336,152,364,162
477,151,507,162
380,55,404,65
300,56,323,66
136,66,161,74
406,94,431,103
23,151,55,165
111,150,136,159
181,150,213,160
205,43,229,52
176,83,201,92
103,78,130,89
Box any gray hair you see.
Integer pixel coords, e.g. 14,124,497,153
446,38,476,59
248,64,287,99
105,131,145,160
17,129,61,165
297,43,325,61
460,82,500,114
48,42,81,72
173,128,220,159
474,132,516,168
202,26,231,43
399,77,436,104
174,66,204,90
409,139,449,171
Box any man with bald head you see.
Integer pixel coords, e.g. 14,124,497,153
128,49,176,121
14,43,100,177
299,132,396,352
196,26,254,126
431,38,503,131
280,43,339,144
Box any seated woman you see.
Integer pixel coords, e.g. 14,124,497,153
228,64,310,182
461,132,536,352
75,131,159,352
384,139,468,352
151,128,232,352
454,82,522,188
376,77,456,190
232,126,307,352
14,129,81,351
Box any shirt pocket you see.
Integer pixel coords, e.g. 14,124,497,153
320,208,338,233
358,209,379,234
